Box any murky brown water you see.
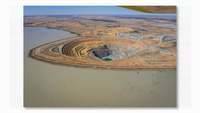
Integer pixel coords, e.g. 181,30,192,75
24,27,176,107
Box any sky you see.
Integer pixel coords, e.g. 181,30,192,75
24,6,143,16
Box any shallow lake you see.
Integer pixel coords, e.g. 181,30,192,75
24,27,176,107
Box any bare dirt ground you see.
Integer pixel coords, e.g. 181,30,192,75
25,15,176,69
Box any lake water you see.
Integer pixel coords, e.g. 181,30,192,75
24,27,176,107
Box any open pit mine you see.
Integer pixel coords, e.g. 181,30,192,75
25,15,176,70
